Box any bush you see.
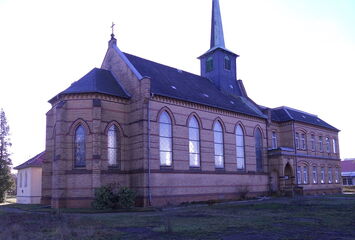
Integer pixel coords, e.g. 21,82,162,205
91,183,136,210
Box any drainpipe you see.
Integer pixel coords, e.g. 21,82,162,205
265,111,271,194
147,93,153,206
292,121,298,189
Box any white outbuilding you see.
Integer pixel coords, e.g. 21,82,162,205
14,152,44,204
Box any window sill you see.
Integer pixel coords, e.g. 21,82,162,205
160,166,173,171
189,167,201,171
108,165,120,169
215,168,225,172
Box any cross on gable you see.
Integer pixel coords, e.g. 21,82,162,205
111,22,115,35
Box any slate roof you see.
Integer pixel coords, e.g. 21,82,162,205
341,159,355,173
49,68,130,102
14,151,45,170
271,106,338,131
124,53,265,118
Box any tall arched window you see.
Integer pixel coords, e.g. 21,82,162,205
255,128,263,172
159,111,172,166
224,56,231,70
189,116,200,167
108,125,120,166
236,125,245,170
74,125,86,167
206,56,213,72
214,121,224,168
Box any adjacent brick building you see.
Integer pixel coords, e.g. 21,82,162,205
42,0,341,208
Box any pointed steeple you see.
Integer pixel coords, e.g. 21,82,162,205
199,0,242,97
211,0,225,49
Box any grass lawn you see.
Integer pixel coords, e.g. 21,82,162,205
0,195,354,240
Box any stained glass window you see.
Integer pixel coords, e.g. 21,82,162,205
108,125,119,166
75,125,86,167
255,129,263,172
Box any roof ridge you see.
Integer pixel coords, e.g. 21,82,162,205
123,52,209,81
282,107,294,120
274,106,318,117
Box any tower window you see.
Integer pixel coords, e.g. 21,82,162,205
206,57,213,72
224,56,231,70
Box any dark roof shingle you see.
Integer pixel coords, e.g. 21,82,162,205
271,107,338,131
124,53,265,118
50,68,130,102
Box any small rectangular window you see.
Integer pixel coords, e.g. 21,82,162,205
295,133,300,150
272,131,277,149
311,135,315,151
301,134,306,150
328,168,332,183
332,139,337,153
303,166,308,184
297,166,302,184
320,167,325,184
19,172,22,188
335,168,339,183
326,137,330,153
312,166,317,184
319,136,323,152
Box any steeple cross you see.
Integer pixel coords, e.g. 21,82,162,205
111,22,115,35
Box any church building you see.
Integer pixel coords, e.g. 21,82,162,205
42,0,341,208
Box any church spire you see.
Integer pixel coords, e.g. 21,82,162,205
210,0,225,49
199,0,241,97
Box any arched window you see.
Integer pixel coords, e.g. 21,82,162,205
224,56,231,70
206,56,213,72
214,121,224,168
159,111,172,166
74,125,86,167
189,116,200,167
236,125,245,170
108,125,120,166
255,128,263,172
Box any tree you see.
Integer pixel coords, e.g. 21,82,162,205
0,108,13,203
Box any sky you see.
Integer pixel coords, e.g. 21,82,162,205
0,0,354,169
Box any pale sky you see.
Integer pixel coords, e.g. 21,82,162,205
0,0,354,169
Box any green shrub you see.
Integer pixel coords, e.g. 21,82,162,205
91,184,136,210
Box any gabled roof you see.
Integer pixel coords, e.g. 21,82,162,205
14,151,45,170
49,68,130,103
124,53,266,119
271,106,338,131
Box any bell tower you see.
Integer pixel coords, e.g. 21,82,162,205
199,0,241,96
